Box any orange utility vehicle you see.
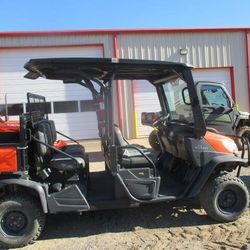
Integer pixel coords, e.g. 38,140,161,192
0,58,249,248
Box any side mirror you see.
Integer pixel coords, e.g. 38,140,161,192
182,87,191,105
141,112,161,126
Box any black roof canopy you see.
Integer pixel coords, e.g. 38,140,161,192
24,57,192,84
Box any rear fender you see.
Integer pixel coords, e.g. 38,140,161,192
0,178,48,213
187,155,246,198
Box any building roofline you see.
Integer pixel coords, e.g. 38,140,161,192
1,27,250,37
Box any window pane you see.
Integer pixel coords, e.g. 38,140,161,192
26,102,51,114
0,104,23,116
80,100,97,112
54,101,78,113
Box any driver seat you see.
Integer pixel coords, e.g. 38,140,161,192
114,125,158,168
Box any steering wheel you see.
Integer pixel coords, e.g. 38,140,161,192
203,106,217,111
152,114,170,127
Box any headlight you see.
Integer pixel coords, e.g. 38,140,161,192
222,139,239,155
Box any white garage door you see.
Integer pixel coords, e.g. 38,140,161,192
0,46,103,139
134,68,231,137
193,68,231,95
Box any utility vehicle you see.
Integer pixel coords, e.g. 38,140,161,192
0,58,249,248
148,81,250,151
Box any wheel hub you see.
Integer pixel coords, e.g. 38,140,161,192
218,190,237,211
1,211,27,234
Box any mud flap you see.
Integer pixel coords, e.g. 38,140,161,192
47,184,90,213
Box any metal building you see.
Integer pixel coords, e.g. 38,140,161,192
0,28,250,139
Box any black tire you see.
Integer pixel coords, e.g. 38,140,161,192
235,126,250,150
148,130,161,151
200,173,249,222
0,193,45,248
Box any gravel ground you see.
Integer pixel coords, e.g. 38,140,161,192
12,140,250,250
19,196,250,250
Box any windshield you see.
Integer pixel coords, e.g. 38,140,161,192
162,78,194,123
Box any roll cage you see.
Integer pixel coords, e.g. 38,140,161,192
24,58,207,167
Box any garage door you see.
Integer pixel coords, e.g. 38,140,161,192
134,68,231,137
193,68,231,95
0,46,103,139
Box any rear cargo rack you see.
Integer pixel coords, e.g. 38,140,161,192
27,92,48,119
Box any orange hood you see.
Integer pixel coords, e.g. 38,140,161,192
204,131,237,154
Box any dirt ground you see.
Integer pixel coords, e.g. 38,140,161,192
16,139,250,250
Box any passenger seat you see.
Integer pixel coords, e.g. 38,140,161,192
114,125,159,168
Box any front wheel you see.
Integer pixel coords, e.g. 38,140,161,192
148,130,161,151
200,174,249,222
0,193,45,248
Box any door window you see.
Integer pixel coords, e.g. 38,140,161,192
200,85,231,107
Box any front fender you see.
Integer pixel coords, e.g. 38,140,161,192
0,178,48,213
235,113,250,128
187,155,246,198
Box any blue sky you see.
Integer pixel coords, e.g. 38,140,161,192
0,0,250,31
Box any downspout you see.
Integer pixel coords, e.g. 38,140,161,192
113,33,123,132
245,31,250,110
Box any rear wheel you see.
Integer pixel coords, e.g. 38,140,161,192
200,173,249,222
0,193,45,248
148,130,161,151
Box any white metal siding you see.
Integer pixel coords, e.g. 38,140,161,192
0,34,114,57
0,46,103,139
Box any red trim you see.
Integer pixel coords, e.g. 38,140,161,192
113,33,119,58
113,33,124,132
131,80,137,138
193,66,236,101
0,43,103,49
246,32,250,109
0,27,250,37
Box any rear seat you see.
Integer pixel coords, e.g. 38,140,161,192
34,120,87,172
45,120,85,157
